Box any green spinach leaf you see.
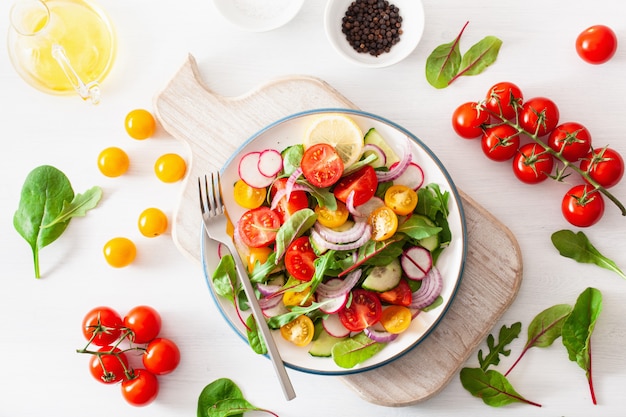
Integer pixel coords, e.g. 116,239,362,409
425,22,465,88
274,208,316,261
451,36,502,83
551,229,626,279
332,332,386,369
245,314,267,355
562,287,602,405
197,378,277,417
460,368,541,407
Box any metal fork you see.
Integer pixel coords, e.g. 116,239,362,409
198,172,296,401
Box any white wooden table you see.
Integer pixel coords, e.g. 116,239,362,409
1,1,625,416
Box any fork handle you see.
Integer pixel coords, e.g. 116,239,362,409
225,241,297,400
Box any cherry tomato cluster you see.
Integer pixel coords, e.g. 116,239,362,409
98,109,187,268
452,81,625,227
78,305,180,407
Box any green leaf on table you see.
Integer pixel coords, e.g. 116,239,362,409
41,186,102,228
454,36,502,79
478,322,521,371
551,229,626,280
460,368,541,407
505,304,572,376
425,22,466,88
197,378,275,417
332,332,386,369
562,287,602,404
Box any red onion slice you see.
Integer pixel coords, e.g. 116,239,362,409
313,219,368,244
409,266,444,310
376,138,412,183
364,327,399,343
310,226,372,251
316,269,362,299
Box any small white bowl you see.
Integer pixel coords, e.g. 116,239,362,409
213,0,305,32
324,0,425,68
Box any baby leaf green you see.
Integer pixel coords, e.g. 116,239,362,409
562,287,602,404
197,378,277,417
332,332,386,368
14,165,75,278
551,230,626,280
41,186,102,228
274,208,317,261
246,314,267,355
449,36,502,84
460,368,542,407
425,22,466,88
478,323,521,371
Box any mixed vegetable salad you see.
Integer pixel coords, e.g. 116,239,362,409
211,114,453,369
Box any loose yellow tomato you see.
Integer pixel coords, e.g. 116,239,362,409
233,179,267,209
314,200,349,228
283,285,314,307
103,237,136,268
138,208,168,237
125,109,156,140
380,305,412,334
246,246,272,273
368,206,398,241
98,147,129,177
154,153,186,183
384,185,418,216
280,315,315,347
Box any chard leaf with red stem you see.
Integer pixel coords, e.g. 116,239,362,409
449,36,503,85
425,21,466,88
460,368,542,408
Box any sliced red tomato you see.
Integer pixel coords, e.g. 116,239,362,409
338,289,383,332
301,143,344,188
333,165,378,206
237,206,281,248
284,236,318,282
270,177,309,222
379,278,412,307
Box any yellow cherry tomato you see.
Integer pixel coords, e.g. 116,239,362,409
283,285,314,307
314,200,349,228
246,246,272,273
103,237,136,268
280,315,315,347
125,109,156,140
98,147,129,177
380,305,412,334
154,153,186,183
384,185,418,216
367,206,398,241
138,208,168,237
233,179,267,209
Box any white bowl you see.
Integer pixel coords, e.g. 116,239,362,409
213,0,305,32
324,0,425,68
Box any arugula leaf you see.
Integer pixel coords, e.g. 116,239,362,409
425,21,465,88
478,323,521,371
460,368,541,407
551,229,626,279
562,287,602,405
332,332,386,369
338,235,405,277
41,186,102,228
505,304,572,376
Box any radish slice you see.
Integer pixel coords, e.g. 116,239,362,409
238,152,275,188
262,300,289,318
364,327,399,343
258,149,283,177
323,314,351,338
362,143,386,168
401,246,432,280
346,192,384,218
410,267,443,310
392,161,424,190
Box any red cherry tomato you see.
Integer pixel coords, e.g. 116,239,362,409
82,306,123,346
333,165,378,206
519,97,560,137
123,306,162,344
576,25,618,64
121,369,159,407
236,206,281,248
562,184,605,227
484,81,523,120
547,122,592,163
89,347,129,384
379,278,412,307
579,147,624,188
481,124,521,161
512,143,554,184
143,338,180,376
301,143,344,188
269,177,309,223
338,289,383,332
452,101,489,139
284,236,318,282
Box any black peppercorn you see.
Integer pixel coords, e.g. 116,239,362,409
341,0,403,57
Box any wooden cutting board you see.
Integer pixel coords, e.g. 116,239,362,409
153,55,523,406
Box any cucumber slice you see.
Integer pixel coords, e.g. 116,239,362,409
362,258,402,292
412,214,440,252
308,328,347,358
364,128,400,168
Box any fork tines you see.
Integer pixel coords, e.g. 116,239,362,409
198,172,224,216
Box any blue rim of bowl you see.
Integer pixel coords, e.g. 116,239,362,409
201,108,467,376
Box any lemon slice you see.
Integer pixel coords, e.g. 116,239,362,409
304,114,364,168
